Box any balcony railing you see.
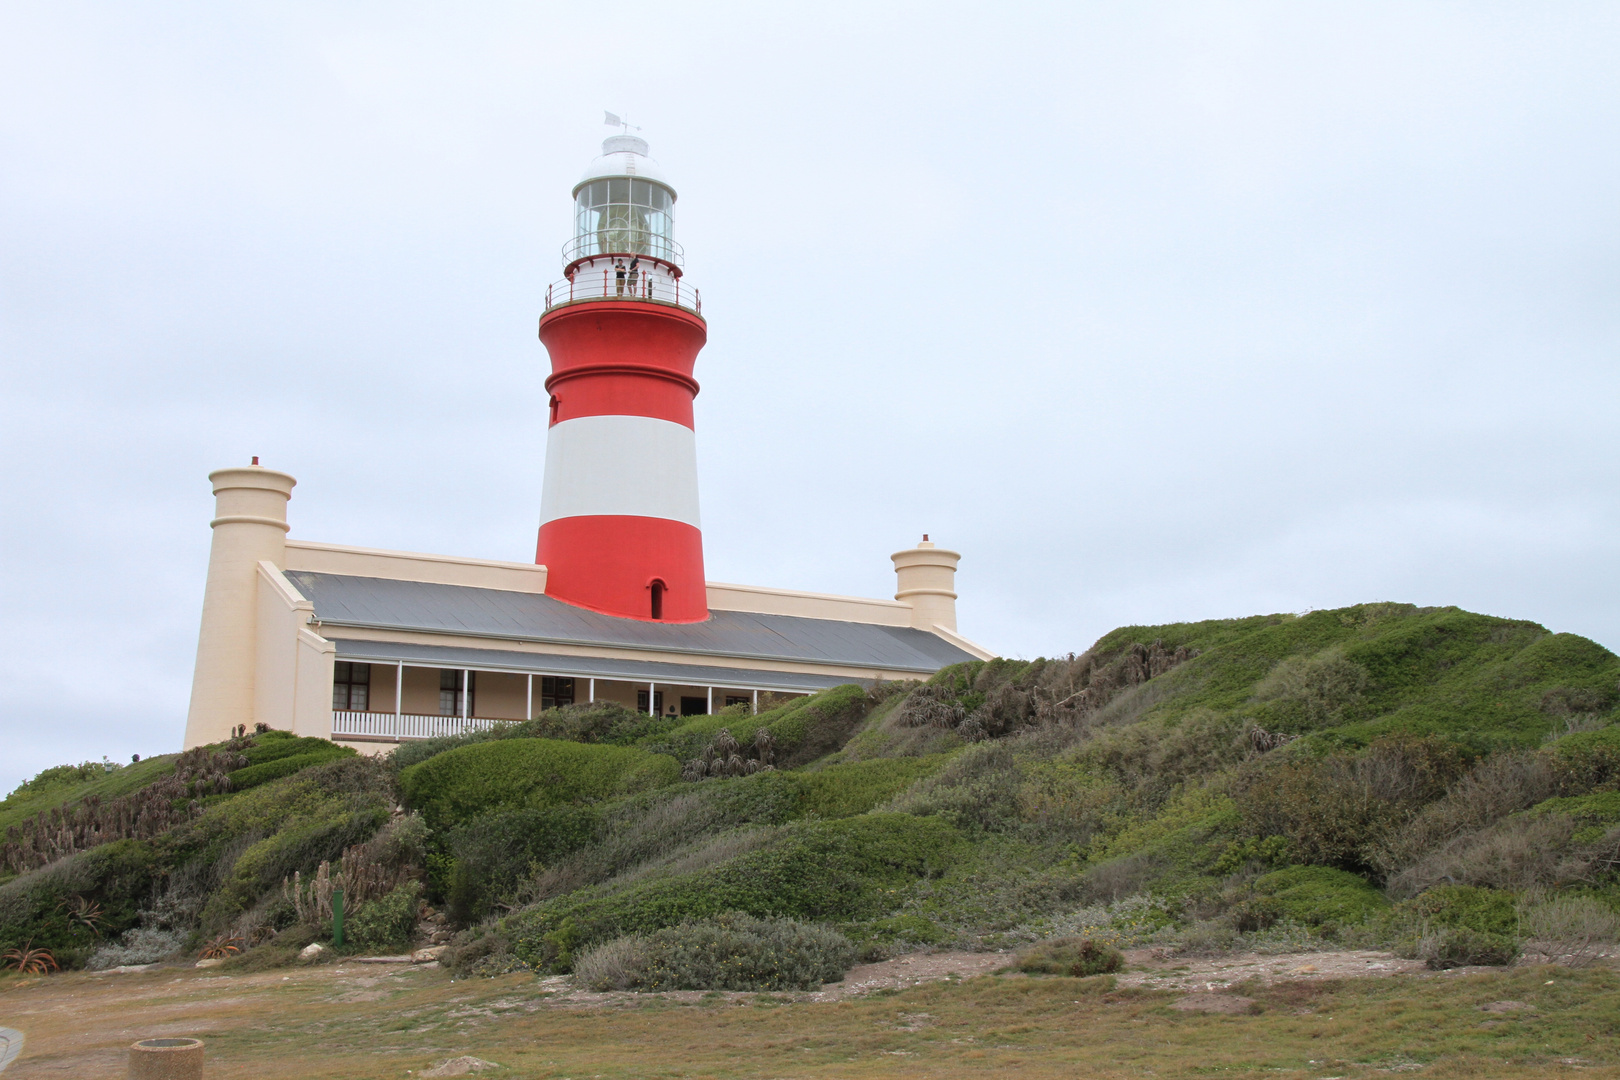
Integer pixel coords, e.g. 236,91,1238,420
543,269,701,317
563,231,683,268
332,711,514,741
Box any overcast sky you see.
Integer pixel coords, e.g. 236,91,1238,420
2,2,1616,793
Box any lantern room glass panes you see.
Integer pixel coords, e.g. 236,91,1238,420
573,178,675,262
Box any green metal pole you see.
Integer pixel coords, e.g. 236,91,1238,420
332,887,344,948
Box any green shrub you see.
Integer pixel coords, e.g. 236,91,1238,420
230,746,357,791
525,702,686,746
389,705,686,773
238,732,350,767
1252,647,1370,728
1402,884,1519,936
888,741,1026,835
507,813,962,972
1547,726,1620,794
1414,926,1518,968
440,805,602,924
1250,865,1390,928
167,757,396,934
346,881,422,950
0,754,180,837
399,738,679,829
8,760,123,797
0,840,160,964
573,912,855,991
1236,735,1469,874
640,685,877,767
1394,884,1520,968
797,755,954,819
1527,791,1620,843
1016,937,1125,977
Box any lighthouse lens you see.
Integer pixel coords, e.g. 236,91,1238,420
572,178,676,262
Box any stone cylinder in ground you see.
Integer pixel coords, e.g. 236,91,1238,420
128,1037,204,1080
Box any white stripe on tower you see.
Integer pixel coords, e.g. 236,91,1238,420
538,414,702,528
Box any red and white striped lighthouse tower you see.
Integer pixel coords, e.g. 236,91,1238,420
535,134,710,622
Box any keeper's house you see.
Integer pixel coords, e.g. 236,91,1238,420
180,133,992,752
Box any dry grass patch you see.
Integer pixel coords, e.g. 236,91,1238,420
2,957,1620,1078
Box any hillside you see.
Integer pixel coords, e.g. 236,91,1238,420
3,602,1618,984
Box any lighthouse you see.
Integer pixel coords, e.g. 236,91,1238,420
175,129,992,750
535,134,709,622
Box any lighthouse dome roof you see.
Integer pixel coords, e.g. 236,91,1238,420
575,136,675,198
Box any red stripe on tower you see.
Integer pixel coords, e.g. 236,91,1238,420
535,134,710,623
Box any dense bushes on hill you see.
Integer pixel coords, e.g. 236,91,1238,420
0,839,160,967
498,813,961,972
0,742,404,967
6,601,1618,986
398,738,680,830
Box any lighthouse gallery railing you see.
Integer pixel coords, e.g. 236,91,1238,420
543,269,701,317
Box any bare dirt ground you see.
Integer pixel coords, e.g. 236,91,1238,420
1116,947,1429,992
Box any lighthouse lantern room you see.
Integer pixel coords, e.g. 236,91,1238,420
535,135,710,622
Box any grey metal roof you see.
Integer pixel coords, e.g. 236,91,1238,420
329,638,856,693
286,571,974,674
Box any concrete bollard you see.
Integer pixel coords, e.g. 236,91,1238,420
128,1038,204,1080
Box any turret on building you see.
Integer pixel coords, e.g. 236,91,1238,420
180,133,994,751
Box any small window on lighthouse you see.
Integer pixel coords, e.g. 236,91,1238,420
650,580,665,621
549,395,560,424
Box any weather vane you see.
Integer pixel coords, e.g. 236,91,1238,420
603,111,642,133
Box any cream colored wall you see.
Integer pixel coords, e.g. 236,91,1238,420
473,670,529,720
293,628,335,737
705,581,913,626
367,664,396,714
285,540,548,593
401,666,442,715
184,466,297,749
253,563,305,735
250,562,336,739
588,679,640,710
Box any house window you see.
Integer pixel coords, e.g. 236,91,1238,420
440,669,473,716
635,690,664,715
332,662,371,711
541,676,575,711
725,695,750,708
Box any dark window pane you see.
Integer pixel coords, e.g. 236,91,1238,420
608,178,629,204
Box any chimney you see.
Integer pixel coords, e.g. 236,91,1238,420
891,535,961,632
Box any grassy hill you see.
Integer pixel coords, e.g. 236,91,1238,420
4,602,1618,983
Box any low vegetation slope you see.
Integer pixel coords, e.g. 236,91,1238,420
4,603,1618,986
